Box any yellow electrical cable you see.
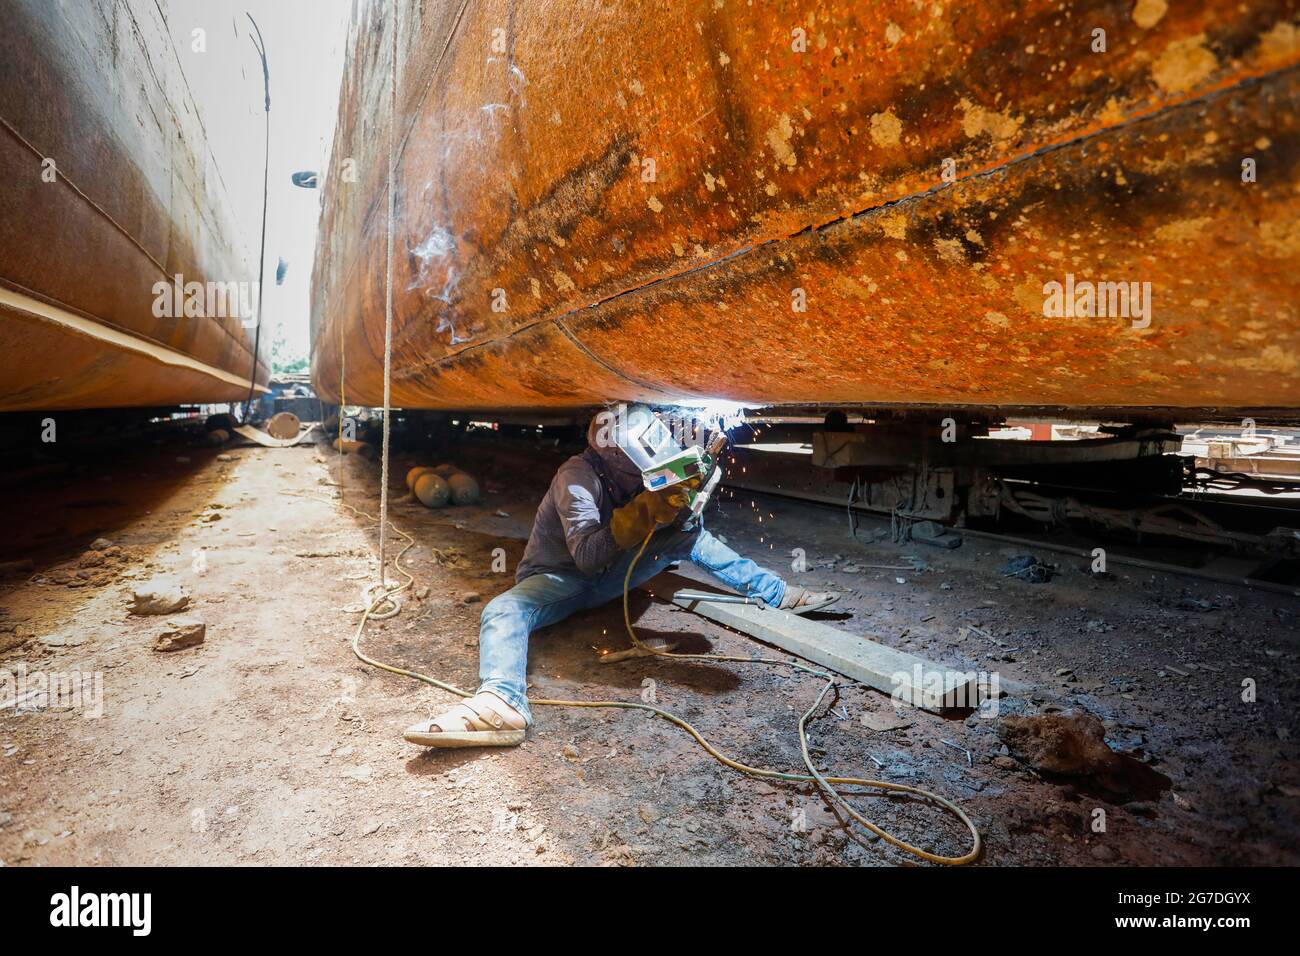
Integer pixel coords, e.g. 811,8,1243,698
326,493,980,866
616,532,980,865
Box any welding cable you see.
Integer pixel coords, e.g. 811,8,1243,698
327,495,980,866
615,531,981,865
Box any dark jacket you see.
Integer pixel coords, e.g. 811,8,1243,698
515,442,642,581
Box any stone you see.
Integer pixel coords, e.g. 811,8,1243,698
129,578,190,615
860,709,913,732
153,618,205,652
995,710,1121,777
40,628,86,648
1089,842,1118,862
0,631,28,655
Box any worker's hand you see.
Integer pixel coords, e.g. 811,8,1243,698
649,486,690,520
653,475,700,516
611,488,690,549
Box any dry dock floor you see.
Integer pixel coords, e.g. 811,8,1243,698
1,433,1297,865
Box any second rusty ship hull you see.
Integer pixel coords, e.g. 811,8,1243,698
0,0,267,412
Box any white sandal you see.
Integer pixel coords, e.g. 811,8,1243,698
778,585,840,615
403,693,527,748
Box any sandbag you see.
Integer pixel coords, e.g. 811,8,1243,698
406,465,436,491
414,472,451,508
446,471,481,505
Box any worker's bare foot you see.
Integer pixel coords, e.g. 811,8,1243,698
403,691,527,748
777,585,840,615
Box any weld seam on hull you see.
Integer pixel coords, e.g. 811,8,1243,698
0,111,172,280
401,239,759,380
0,282,268,394
551,319,678,398
397,0,475,162
796,60,1300,242
329,0,476,311
406,60,1299,380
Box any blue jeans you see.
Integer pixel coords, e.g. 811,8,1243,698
477,527,786,725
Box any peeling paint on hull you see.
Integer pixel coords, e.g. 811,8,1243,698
311,0,1300,418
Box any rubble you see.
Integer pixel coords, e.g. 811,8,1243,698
1001,554,1056,583
129,578,190,616
0,622,31,655
40,627,86,648
995,710,1122,777
153,618,206,652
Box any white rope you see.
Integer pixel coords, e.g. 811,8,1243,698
378,0,397,590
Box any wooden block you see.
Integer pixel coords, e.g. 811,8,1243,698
647,573,980,712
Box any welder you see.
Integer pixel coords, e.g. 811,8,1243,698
403,403,839,748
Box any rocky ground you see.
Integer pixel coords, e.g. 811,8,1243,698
0,427,1297,866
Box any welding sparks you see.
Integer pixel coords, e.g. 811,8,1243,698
661,398,749,446
669,398,748,433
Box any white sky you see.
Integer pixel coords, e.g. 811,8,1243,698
165,0,353,364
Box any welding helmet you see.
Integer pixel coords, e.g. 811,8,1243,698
589,403,683,474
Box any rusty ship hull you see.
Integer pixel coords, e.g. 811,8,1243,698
0,0,267,412
310,0,1300,420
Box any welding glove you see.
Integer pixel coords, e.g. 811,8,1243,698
610,487,691,549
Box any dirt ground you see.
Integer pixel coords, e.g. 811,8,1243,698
1,428,1297,866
